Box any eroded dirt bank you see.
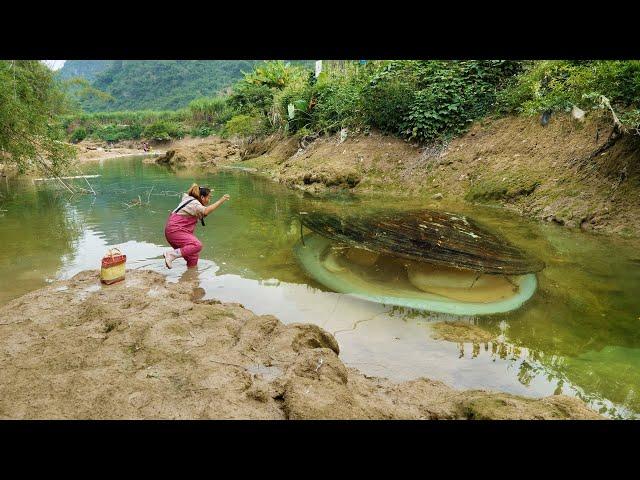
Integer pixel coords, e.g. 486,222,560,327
236,113,640,238
74,139,154,162
151,136,240,166
73,137,240,165
0,270,600,419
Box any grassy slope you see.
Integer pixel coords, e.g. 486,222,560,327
239,112,640,238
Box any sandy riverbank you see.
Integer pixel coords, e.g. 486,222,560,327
0,269,601,420
74,136,239,165
74,139,159,162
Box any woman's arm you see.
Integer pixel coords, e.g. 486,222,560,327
203,194,230,217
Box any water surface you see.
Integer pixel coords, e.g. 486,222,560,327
1,156,639,418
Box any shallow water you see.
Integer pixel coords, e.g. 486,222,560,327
1,156,639,418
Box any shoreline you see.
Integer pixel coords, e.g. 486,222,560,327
24,113,640,241
231,114,640,239
0,269,602,420
74,143,163,163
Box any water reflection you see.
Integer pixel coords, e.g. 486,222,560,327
0,180,82,304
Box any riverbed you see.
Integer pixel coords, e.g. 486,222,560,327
1,155,639,418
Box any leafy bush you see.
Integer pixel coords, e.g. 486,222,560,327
188,96,231,125
190,124,213,137
230,61,310,121
222,114,264,138
273,74,314,132
619,109,640,135
229,82,274,116
143,120,185,141
497,60,640,115
69,127,87,143
364,76,414,134
365,60,521,143
94,124,143,142
222,60,521,144
311,70,367,133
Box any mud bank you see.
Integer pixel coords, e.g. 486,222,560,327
73,136,239,164
74,139,155,162
0,270,600,419
235,114,640,238
151,136,240,166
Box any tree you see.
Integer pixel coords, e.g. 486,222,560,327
0,60,75,174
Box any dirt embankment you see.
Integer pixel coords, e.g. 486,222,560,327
74,139,154,162
0,270,600,420
234,113,640,238
152,137,240,167
73,136,240,165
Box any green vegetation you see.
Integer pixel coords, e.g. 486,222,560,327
65,60,260,111
497,60,640,133
60,107,211,144
143,120,185,141
188,96,233,125
465,175,541,202
59,60,314,112
0,60,75,173
224,60,523,143
220,60,640,145
57,60,113,82
222,114,265,138
57,60,640,149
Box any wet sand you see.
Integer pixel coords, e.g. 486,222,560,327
0,269,601,419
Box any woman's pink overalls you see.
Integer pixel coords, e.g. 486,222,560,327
164,207,202,268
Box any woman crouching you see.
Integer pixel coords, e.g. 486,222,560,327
163,183,230,269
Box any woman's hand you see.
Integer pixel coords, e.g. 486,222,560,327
203,194,230,216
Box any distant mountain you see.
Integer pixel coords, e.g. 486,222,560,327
58,60,314,112
57,60,114,82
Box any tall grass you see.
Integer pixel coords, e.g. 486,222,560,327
61,101,230,143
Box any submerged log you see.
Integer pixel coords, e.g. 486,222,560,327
299,210,545,275
33,175,101,181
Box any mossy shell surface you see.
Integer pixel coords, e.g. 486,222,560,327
299,209,545,275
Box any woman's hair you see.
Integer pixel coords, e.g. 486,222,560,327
187,183,212,202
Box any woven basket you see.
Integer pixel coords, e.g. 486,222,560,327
100,248,127,285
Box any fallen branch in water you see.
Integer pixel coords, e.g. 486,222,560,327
33,157,76,195
76,167,97,196
33,174,101,181
124,195,144,208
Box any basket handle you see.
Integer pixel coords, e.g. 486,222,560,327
106,248,122,258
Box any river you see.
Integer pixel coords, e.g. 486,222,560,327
1,155,639,418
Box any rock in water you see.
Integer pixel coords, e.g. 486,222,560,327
155,150,176,164
299,209,545,275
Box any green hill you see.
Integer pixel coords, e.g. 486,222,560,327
57,60,114,82
59,60,314,112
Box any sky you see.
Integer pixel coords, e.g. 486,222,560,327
41,60,66,71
